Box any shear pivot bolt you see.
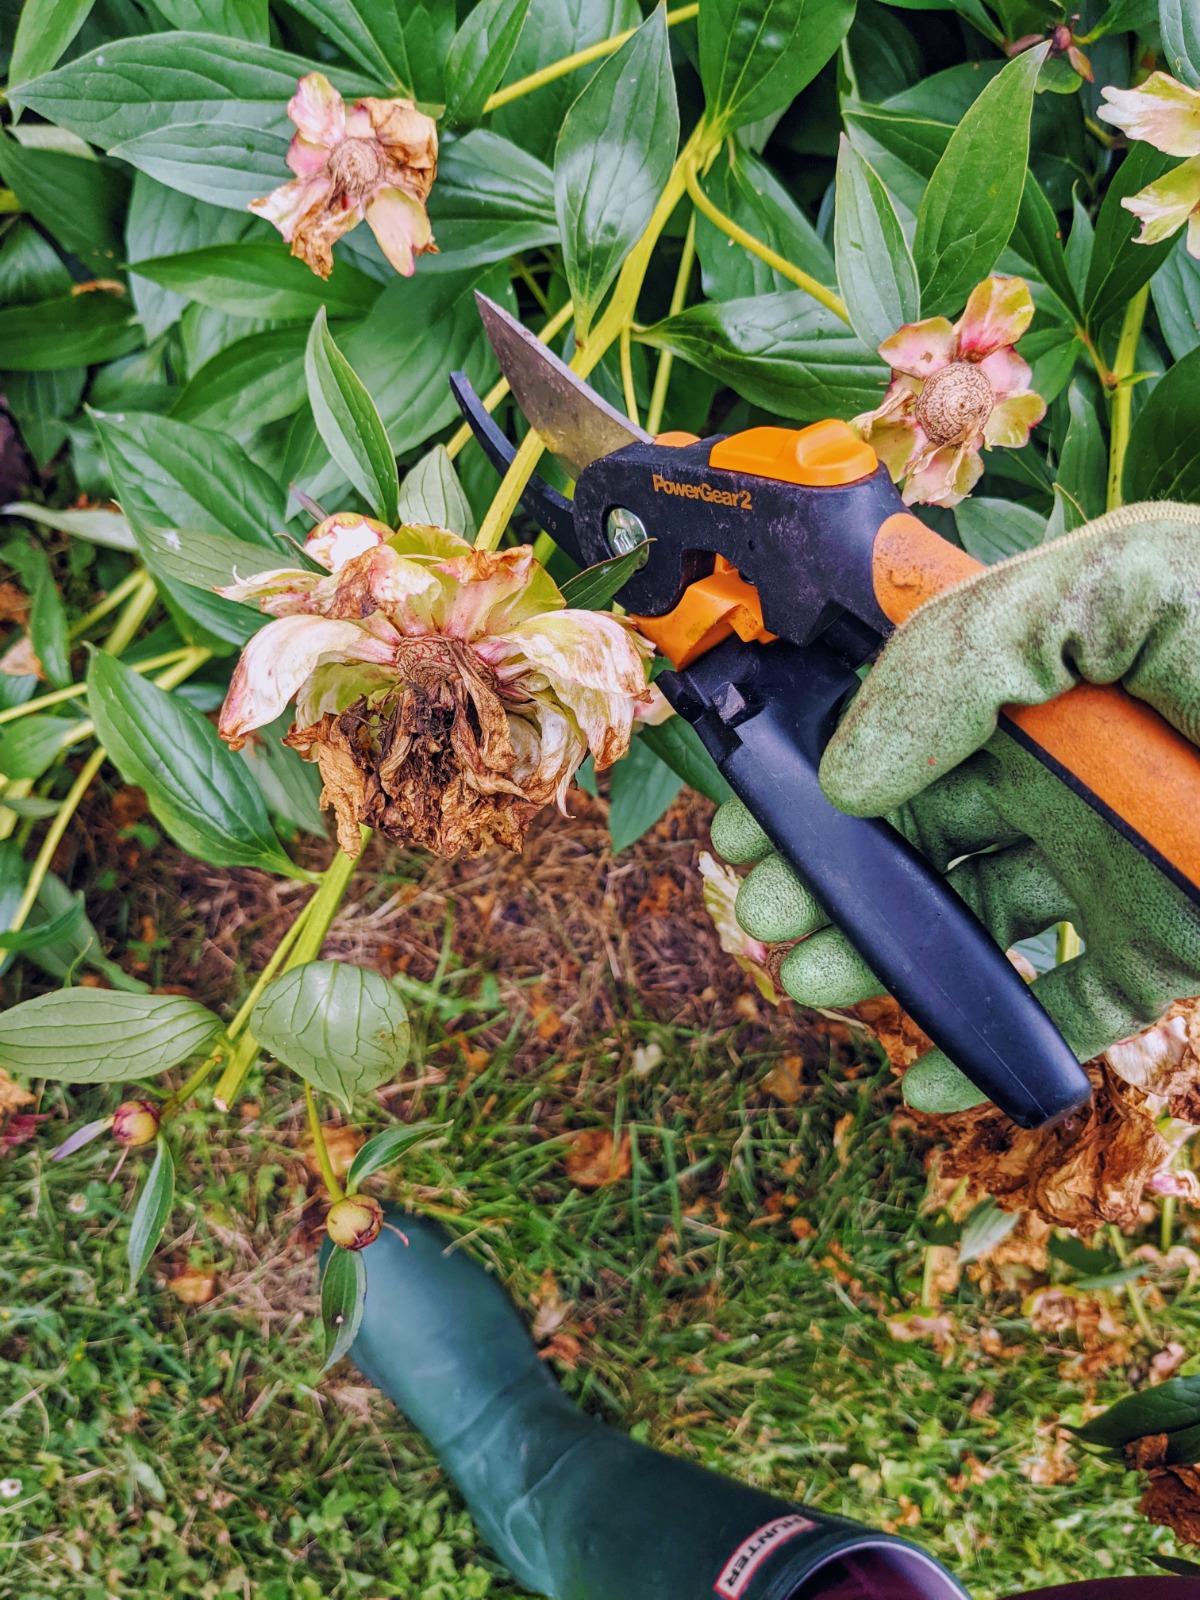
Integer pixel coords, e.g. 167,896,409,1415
606,507,647,555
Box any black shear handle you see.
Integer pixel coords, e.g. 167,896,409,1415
665,636,1093,1130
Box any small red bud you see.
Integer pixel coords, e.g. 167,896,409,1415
326,1194,383,1251
112,1100,160,1148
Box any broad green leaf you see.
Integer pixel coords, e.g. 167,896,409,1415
1152,239,1200,361
153,0,268,41
28,548,71,689
1162,0,1200,87
1063,191,1093,303
87,651,299,876
1020,325,1082,406
251,959,411,1110
492,0,640,156
397,445,475,537
640,715,732,806
0,897,86,955
321,1243,367,1368
0,136,127,277
23,869,150,993
0,989,221,1081
346,1121,446,1189
306,310,400,527
1088,0,1157,36
834,134,919,353
912,45,1047,316
173,327,309,432
426,131,557,273
10,35,377,151
4,368,86,472
445,0,530,127
133,242,381,323
1085,143,1179,329
2,501,134,551
957,1198,1019,1264
238,711,327,840
136,524,290,595
1074,1373,1200,1447
554,7,678,338
1013,171,1082,320
8,0,95,89
640,291,886,422
285,0,409,88
128,1137,176,1285
955,496,1047,563
110,120,290,212
0,716,86,782
126,175,257,342
694,142,835,302
699,0,857,135
1047,383,1106,539
1125,342,1200,503
608,736,683,853
558,542,649,609
0,291,139,372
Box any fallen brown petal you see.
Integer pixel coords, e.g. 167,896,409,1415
563,1128,632,1189
168,1269,216,1305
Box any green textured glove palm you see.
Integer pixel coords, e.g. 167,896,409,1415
712,502,1200,1113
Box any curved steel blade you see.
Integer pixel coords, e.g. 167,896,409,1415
475,292,650,478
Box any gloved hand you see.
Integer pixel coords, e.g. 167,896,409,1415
712,502,1200,1113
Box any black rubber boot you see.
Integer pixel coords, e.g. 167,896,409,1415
335,1208,971,1600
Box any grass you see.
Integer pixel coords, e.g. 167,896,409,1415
1,799,1197,1600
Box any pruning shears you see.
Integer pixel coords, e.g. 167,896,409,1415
451,293,1200,1130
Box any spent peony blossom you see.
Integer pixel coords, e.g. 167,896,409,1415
697,852,779,1003
854,275,1046,508
217,513,654,858
1098,73,1200,256
251,73,438,280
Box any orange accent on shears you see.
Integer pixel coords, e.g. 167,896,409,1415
632,556,775,669
710,420,877,487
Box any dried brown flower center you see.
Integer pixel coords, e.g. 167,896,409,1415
915,361,993,446
327,137,385,197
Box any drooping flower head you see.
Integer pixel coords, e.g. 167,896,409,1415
1098,73,1200,256
853,275,1046,507
251,73,438,280
217,514,654,858
697,852,779,1004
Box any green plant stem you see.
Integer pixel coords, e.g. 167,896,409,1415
1106,284,1149,511
619,320,639,429
444,298,575,464
102,571,157,656
474,122,719,552
304,1083,344,1202
211,832,366,1111
1108,1223,1155,1343
481,3,699,115
0,647,194,726
646,213,696,436
68,568,145,640
684,162,850,324
1162,1192,1176,1253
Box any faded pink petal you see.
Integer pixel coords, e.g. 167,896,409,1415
287,134,331,180
956,276,1035,358
877,317,957,378
1122,155,1200,246
218,566,328,615
902,443,983,508
983,389,1046,448
305,512,390,572
1098,73,1200,159
249,173,331,241
218,614,393,748
978,345,1032,401
366,187,435,277
632,683,674,726
435,546,562,640
697,851,779,1004
1106,1015,1188,1092
288,72,345,150
343,103,374,140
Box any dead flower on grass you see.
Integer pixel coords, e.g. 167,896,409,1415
1123,1434,1200,1546
218,515,653,858
563,1128,632,1189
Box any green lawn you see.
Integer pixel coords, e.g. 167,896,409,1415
0,800,1194,1600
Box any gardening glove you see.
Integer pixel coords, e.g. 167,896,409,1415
711,502,1200,1115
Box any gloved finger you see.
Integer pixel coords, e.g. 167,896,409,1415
735,852,829,943
903,1050,990,1113
890,748,1018,869
779,926,883,1008
710,797,771,864
942,840,1079,949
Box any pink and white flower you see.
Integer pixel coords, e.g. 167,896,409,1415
217,514,654,858
853,275,1046,508
250,73,438,280
697,852,779,1003
1098,73,1200,256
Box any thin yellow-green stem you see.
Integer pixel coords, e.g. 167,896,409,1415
619,321,639,429
1108,1223,1155,1342
304,1084,344,1202
1106,284,1149,511
482,3,699,115
646,212,696,436
1162,1192,1177,1253
684,163,850,323
1056,920,1082,964
0,647,194,726
444,298,575,463
103,571,158,657
69,568,145,640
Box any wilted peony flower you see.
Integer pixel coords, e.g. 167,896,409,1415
326,1193,384,1250
1098,73,1200,256
854,276,1046,507
217,513,654,858
251,73,438,280
697,851,779,1003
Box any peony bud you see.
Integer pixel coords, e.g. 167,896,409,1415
112,1100,160,1148
326,1193,383,1251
